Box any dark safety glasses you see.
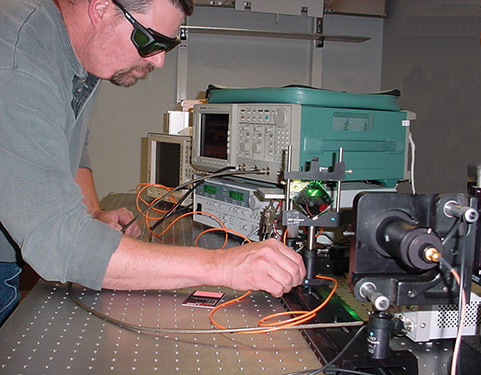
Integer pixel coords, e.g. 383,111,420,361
111,0,181,57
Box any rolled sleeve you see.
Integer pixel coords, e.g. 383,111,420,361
0,69,117,289
22,212,122,290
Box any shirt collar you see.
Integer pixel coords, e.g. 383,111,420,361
44,0,89,79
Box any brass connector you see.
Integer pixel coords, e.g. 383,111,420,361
424,247,441,263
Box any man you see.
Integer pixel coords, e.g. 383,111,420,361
0,0,306,324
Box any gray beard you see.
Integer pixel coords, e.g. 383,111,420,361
109,63,155,87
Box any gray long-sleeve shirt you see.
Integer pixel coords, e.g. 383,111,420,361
0,0,122,289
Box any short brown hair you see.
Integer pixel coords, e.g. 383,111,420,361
118,0,194,16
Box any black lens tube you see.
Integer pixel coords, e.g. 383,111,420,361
376,217,443,271
367,311,392,359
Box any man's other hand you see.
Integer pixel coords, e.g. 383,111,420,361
93,208,141,238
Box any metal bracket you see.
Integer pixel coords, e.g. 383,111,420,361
284,158,346,181
316,17,324,48
282,209,342,228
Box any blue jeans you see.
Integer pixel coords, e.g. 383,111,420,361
0,262,21,325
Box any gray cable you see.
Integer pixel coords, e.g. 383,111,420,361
68,283,365,335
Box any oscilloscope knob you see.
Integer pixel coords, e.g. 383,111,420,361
240,142,250,152
273,108,289,128
252,143,263,153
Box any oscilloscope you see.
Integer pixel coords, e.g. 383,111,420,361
146,133,197,204
191,100,411,187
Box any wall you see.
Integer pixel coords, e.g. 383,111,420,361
322,14,384,93
382,0,481,194
88,6,384,198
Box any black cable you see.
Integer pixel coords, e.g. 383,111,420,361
151,203,193,233
438,255,455,273
121,167,260,233
149,166,239,232
323,369,375,375
149,182,201,232
283,324,367,375
442,218,461,246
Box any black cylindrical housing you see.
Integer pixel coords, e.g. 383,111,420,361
367,311,392,359
377,217,442,271
303,249,318,281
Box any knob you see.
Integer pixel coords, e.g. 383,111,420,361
252,143,263,153
273,108,289,128
444,200,479,223
359,282,390,311
240,142,250,152
248,195,262,210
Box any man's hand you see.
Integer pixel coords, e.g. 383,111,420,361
75,168,141,238
93,208,141,238
217,238,306,298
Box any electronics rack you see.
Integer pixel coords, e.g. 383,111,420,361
193,176,281,239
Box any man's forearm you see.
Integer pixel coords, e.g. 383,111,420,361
102,237,306,298
102,236,221,291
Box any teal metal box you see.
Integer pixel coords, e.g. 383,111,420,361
200,86,412,187
299,105,409,187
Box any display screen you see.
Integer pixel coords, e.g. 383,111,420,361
203,185,217,195
229,190,244,202
199,113,229,160
154,142,180,187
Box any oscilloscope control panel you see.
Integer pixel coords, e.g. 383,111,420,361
192,103,302,184
236,105,299,170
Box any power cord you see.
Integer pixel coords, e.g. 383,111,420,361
408,131,416,194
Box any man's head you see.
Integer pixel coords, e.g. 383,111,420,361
112,0,194,17
59,0,194,86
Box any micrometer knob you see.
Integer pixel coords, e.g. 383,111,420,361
359,282,390,311
444,201,479,223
